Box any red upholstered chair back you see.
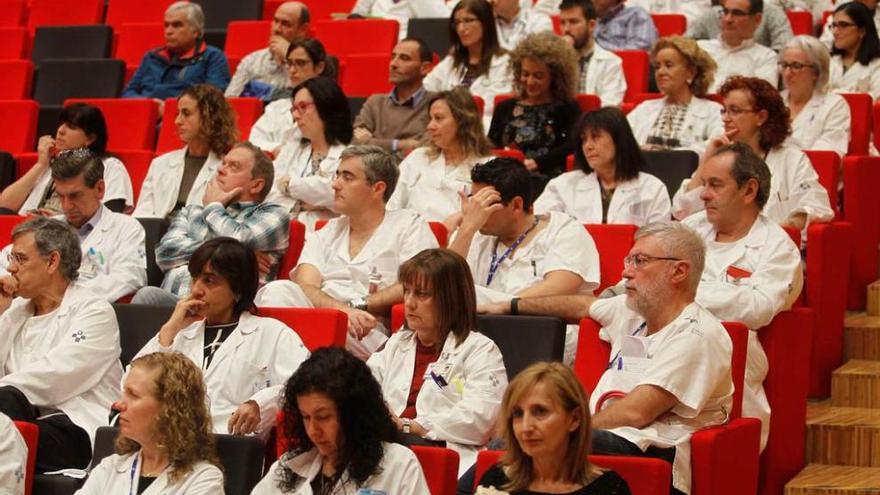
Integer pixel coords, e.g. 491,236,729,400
651,13,687,36
0,0,25,27
0,100,38,154
0,60,33,99
313,19,399,57
255,307,347,351
785,10,813,35
583,224,637,295
411,446,459,495
110,149,154,204
843,155,880,309
14,421,37,495
113,22,165,83
225,21,272,72
576,93,602,112
491,148,526,162
840,92,872,156
0,215,26,248
277,220,306,281
341,53,393,97
28,0,103,31
65,98,159,152
0,27,26,59
614,50,650,102
803,149,840,216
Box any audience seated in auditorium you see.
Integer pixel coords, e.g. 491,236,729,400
74,353,223,494
828,1,880,99
388,87,493,231
134,142,289,302
352,38,435,159
254,347,430,493
256,145,438,359
591,0,657,51
0,217,122,473
424,0,514,129
475,362,631,495
133,84,238,219
0,104,133,215
488,31,581,178
627,36,724,155
558,0,627,107
687,0,793,52
131,238,308,437
266,77,352,230
627,0,709,25
482,221,734,495
491,0,554,51
250,38,337,154
0,413,26,495
698,0,779,92
122,2,231,106
368,248,508,476
780,35,851,158
225,2,312,100
674,76,834,232
819,0,880,50
536,108,671,225
351,0,452,39
0,150,147,303
449,158,600,362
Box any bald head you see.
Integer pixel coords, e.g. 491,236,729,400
273,1,310,41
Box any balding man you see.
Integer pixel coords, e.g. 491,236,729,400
226,2,311,98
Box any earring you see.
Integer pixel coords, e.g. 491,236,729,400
686,79,693,85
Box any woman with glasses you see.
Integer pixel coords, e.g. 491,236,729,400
828,1,880,99
250,38,337,155
266,76,352,230
779,35,851,158
423,0,513,129
673,76,833,231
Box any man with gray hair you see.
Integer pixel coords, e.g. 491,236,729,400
256,145,439,358
122,1,231,102
0,217,122,473
481,220,734,495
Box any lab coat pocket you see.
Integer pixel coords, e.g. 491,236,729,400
223,358,268,404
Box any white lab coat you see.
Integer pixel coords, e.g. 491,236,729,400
367,330,508,476
583,45,627,107
75,452,224,495
132,312,309,434
0,206,147,302
0,413,25,495
683,211,803,450
535,170,671,224
133,148,222,219
829,56,880,100
423,54,514,131
387,147,493,222
698,38,778,93
783,90,851,158
351,0,451,39
0,283,122,448
626,0,711,24
19,156,134,214
249,98,301,153
495,8,554,51
626,96,725,155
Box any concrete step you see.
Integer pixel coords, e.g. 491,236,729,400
806,400,880,467
785,464,880,494
831,360,880,409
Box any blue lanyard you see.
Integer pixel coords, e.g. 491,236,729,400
129,454,139,495
607,322,647,370
486,216,539,286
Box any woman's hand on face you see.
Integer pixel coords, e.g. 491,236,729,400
523,159,539,172
36,136,56,164
159,296,207,345
228,400,261,435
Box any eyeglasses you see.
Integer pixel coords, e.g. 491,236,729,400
721,7,752,17
623,254,682,269
6,252,31,266
720,106,757,116
453,16,480,28
829,20,856,30
778,61,812,72
285,58,313,69
291,101,315,114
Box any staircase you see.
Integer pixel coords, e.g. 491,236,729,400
785,313,880,494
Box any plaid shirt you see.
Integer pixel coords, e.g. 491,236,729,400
594,4,658,51
156,201,290,295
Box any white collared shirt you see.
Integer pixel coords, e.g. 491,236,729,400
698,37,778,92
495,7,554,51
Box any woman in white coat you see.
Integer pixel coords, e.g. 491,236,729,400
829,1,880,99
423,0,513,129
535,107,671,225
267,77,352,230
133,238,309,435
626,36,723,156
254,347,430,494
780,35,851,158
367,248,508,477
75,352,224,495
133,84,238,219
388,87,493,232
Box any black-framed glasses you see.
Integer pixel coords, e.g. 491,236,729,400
778,61,812,72
830,20,857,30
721,7,752,17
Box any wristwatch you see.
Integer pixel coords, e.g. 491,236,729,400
401,418,412,434
349,297,368,311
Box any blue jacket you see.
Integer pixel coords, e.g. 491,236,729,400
122,41,230,99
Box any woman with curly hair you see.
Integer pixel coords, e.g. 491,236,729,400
253,347,430,494
674,76,833,231
488,31,581,178
74,352,223,494
133,83,238,218
476,362,630,495
627,36,723,154
388,88,493,232
267,76,352,230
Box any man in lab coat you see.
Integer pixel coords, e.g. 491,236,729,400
0,217,123,472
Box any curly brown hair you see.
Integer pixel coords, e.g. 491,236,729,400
719,76,791,151
509,31,579,102
425,87,493,160
651,36,717,98
180,84,239,157
116,352,221,485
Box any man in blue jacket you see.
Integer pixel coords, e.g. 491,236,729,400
122,1,230,107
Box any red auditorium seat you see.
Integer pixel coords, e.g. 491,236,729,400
313,19,399,58
840,92,872,156
65,98,159,151
872,99,880,151
340,53,393,97
491,148,526,162
0,27,27,59
105,0,179,30
651,13,687,36
265,0,358,22
803,150,840,215
614,50,650,103
14,421,37,495
412,446,459,495
277,219,306,281
256,307,348,350
785,10,813,36
110,149,154,204
0,215,26,247
113,22,165,83
28,0,103,31
575,93,602,112
156,96,264,153
0,0,24,27
227,97,265,141
0,100,38,154
472,95,485,116
584,224,637,295
225,20,272,74
843,155,880,310
0,60,33,99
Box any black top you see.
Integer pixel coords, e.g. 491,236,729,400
478,464,632,495
488,98,581,177
137,476,156,494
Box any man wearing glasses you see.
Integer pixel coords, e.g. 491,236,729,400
687,0,793,52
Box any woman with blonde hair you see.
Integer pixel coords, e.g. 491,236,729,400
488,31,581,178
133,83,239,218
476,361,630,494
75,352,223,494
627,36,723,155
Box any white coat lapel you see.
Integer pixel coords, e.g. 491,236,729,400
574,173,602,221
202,316,254,379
